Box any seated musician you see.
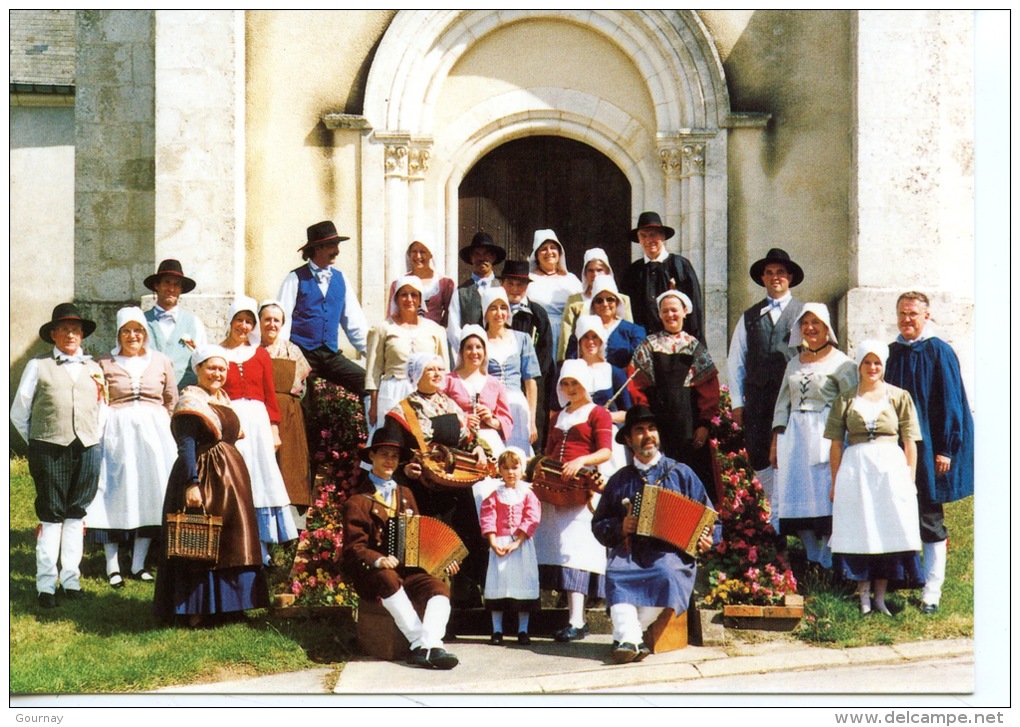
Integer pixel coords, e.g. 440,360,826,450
341,425,460,670
386,351,491,608
591,405,720,664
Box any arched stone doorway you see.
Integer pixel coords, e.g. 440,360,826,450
359,9,740,355
457,136,631,279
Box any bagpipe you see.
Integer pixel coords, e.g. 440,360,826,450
525,455,604,508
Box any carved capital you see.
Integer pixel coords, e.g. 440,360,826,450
659,146,683,179
408,146,431,178
681,143,706,175
384,144,409,177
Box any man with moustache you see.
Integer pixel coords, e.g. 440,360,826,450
592,406,718,664
446,231,506,352
884,291,974,615
277,220,369,396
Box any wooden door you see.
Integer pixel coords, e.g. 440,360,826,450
458,136,631,281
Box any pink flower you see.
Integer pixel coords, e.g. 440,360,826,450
747,546,758,563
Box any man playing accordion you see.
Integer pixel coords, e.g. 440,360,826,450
342,425,461,670
592,405,720,664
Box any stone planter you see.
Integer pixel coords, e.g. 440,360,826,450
722,594,804,631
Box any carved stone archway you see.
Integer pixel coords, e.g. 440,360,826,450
356,10,747,355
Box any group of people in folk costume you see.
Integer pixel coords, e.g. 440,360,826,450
12,212,973,669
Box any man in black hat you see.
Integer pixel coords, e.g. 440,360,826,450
277,220,368,396
726,248,805,532
500,259,554,449
620,211,704,341
592,406,718,664
143,259,208,389
342,425,460,669
445,231,506,352
11,304,107,608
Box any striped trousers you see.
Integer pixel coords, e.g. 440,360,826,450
27,438,100,523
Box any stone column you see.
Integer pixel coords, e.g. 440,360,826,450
153,10,245,337
843,10,974,385
378,134,411,289
74,10,156,352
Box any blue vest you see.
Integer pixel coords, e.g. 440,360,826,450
144,308,202,388
290,265,347,352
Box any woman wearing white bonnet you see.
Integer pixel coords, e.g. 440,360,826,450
481,286,541,455
558,247,633,361
532,358,611,642
87,306,178,587
441,324,514,458
770,303,857,573
387,236,456,327
525,229,583,357
220,296,298,566
825,338,924,616
365,274,449,434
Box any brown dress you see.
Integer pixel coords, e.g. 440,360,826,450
154,388,268,618
270,358,312,507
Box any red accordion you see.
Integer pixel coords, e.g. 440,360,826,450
525,456,604,507
386,512,468,577
630,484,717,558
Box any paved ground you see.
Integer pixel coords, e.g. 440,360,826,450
153,636,973,697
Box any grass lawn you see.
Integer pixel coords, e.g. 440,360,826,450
9,458,356,694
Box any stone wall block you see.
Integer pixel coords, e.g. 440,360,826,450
99,10,152,44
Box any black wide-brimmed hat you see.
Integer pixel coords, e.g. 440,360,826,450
459,231,507,265
749,248,804,288
39,302,97,343
615,404,659,444
299,220,350,252
499,259,531,280
358,423,409,464
628,211,675,242
143,259,197,294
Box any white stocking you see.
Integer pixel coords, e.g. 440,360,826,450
59,519,85,591
36,522,63,594
381,588,424,650
568,590,586,629
131,537,152,575
420,596,451,649
104,542,121,576
921,540,947,606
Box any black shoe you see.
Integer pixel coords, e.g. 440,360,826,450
516,632,531,646
131,569,154,582
554,624,589,642
37,592,57,609
408,647,459,670
109,572,125,589
634,643,651,662
921,602,938,615
62,588,84,601
612,642,641,664
490,632,503,645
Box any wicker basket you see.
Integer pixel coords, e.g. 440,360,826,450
165,509,223,562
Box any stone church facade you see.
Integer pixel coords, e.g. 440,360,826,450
9,10,975,400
